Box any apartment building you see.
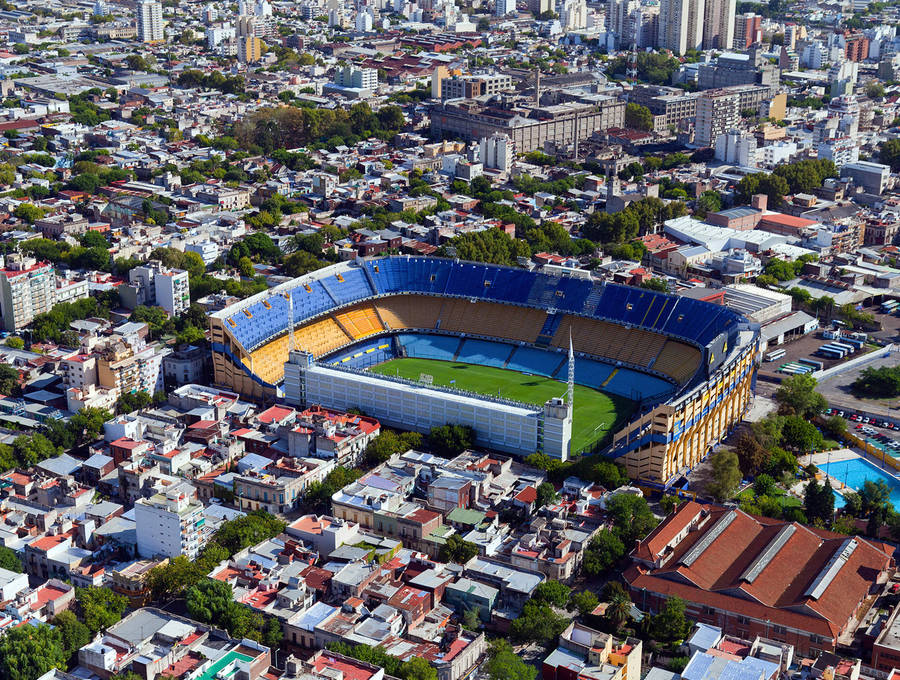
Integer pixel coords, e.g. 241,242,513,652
441,74,514,100
0,254,56,332
121,261,189,316
137,0,164,42
135,482,208,559
630,85,698,127
694,89,740,147
234,457,334,514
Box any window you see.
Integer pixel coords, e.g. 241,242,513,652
772,625,786,635
736,615,750,625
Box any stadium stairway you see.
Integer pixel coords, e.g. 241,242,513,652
601,368,619,388
550,354,568,378
451,337,465,361
319,277,340,305
502,345,517,368
582,286,604,315
332,314,356,339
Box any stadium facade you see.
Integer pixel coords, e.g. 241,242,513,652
209,257,759,487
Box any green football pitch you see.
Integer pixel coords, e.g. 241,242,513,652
370,357,634,453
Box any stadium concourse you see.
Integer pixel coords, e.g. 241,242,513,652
209,257,760,488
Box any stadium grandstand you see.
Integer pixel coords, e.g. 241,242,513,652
209,256,759,487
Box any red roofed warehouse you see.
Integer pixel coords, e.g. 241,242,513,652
624,502,895,656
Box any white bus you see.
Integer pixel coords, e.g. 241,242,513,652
764,349,786,362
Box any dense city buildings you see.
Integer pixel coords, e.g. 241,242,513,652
0,3,899,680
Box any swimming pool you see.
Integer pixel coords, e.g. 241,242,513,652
820,456,900,509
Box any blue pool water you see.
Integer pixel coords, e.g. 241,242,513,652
820,457,900,509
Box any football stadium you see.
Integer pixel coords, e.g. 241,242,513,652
209,256,759,487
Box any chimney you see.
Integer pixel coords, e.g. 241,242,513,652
751,193,767,211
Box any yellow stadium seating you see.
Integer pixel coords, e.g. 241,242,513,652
334,304,385,340
248,317,353,384
652,340,702,384
550,316,666,368
438,299,546,342
375,295,442,330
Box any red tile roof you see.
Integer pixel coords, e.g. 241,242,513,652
626,504,894,642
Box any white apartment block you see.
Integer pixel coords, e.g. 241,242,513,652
135,482,207,559
658,0,704,54
123,262,190,316
0,254,55,332
480,133,514,173
333,65,378,90
495,0,516,17
695,89,739,147
137,0,164,42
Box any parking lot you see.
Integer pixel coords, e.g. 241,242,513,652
825,407,900,456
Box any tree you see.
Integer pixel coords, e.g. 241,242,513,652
187,579,235,625
212,510,286,555
583,530,625,576
536,481,558,507
147,555,204,600
708,449,742,501
860,479,891,517
603,582,632,631
732,429,770,475
483,639,536,680
68,407,113,446
588,460,628,488
436,229,530,266
0,623,67,680
53,611,91,658
5,337,23,349
365,430,423,464
624,103,653,131
804,478,834,524
569,590,599,616
439,534,478,564
825,415,847,439
753,473,776,497
854,365,900,398
401,657,436,680
0,546,21,573
774,373,826,418
734,172,789,207
780,415,824,453
510,599,569,642
652,596,692,643
0,364,19,396
12,203,45,224
880,138,900,171
533,579,571,608
428,424,474,457
77,586,129,633
696,191,722,216
606,493,657,544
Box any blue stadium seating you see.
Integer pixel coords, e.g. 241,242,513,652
397,333,460,361
323,267,374,306
326,337,396,369
482,269,533,304
506,346,566,376
567,358,615,389
604,369,674,401
456,339,511,368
